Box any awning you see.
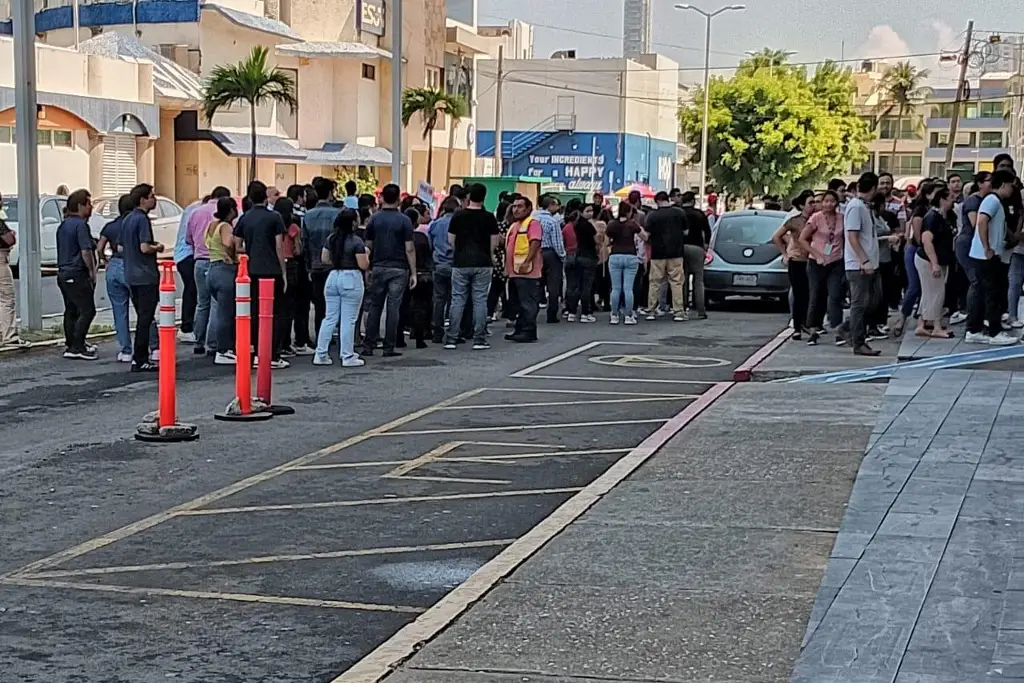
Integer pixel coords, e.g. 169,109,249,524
200,2,301,40
304,142,392,166
78,32,205,105
211,131,306,161
445,26,491,55
276,41,393,60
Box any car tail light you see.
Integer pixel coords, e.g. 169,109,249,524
704,250,714,265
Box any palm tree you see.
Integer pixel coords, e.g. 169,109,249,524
401,87,468,185
443,94,470,187
739,48,797,76
202,46,297,184
875,61,930,169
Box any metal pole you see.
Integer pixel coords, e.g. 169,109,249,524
72,0,80,50
390,0,402,186
944,20,974,172
698,12,712,207
494,45,504,176
13,0,42,331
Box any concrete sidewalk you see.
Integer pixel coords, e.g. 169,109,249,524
381,379,885,683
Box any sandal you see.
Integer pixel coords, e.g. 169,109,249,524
930,330,954,339
893,315,907,338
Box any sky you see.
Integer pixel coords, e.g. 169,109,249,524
477,0,1024,86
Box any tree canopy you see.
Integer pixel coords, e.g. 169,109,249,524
679,53,870,199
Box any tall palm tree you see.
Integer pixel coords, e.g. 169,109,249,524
875,61,930,169
202,46,297,184
739,48,796,76
401,87,468,185
443,94,470,187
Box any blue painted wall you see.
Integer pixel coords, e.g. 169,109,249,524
475,130,675,193
0,0,199,35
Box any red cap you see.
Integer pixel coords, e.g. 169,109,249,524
707,193,718,204
905,184,918,194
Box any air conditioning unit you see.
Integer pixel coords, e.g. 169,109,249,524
551,49,577,60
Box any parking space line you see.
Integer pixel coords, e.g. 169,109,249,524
383,418,668,436
0,576,426,613
285,461,407,471
436,396,696,410
178,488,584,516
480,387,692,397
2,389,487,579
400,475,512,485
510,341,661,378
518,374,718,385
26,539,516,579
455,448,632,463
383,442,465,479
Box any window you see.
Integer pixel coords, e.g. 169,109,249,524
981,101,1004,118
40,199,62,223
879,117,919,140
157,199,180,219
361,63,376,80
52,130,73,148
425,66,442,90
36,129,52,146
965,103,980,119
850,157,874,174
878,153,922,176
980,131,1004,148
929,131,975,148
0,126,11,144
278,67,298,139
951,162,975,174
929,162,946,178
931,103,957,119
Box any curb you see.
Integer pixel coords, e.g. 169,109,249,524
732,326,791,382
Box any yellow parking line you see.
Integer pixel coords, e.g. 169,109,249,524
383,442,465,478
27,539,516,579
178,488,583,516
1,576,425,613
384,418,668,436
2,388,487,579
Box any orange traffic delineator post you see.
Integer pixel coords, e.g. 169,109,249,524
215,255,272,422
255,277,294,416
135,262,200,442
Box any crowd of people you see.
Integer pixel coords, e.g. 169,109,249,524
771,154,1024,356
7,177,711,370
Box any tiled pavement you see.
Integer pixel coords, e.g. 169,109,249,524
793,368,1024,683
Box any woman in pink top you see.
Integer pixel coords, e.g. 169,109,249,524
798,190,845,345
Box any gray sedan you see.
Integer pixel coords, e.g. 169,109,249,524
703,210,789,303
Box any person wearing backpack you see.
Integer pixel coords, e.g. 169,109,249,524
503,195,543,343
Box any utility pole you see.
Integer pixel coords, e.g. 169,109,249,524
13,0,42,331
493,45,504,176
390,0,402,186
944,20,974,173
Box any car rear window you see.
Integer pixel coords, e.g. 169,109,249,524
715,215,783,245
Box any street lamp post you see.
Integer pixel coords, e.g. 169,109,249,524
674,4,745,207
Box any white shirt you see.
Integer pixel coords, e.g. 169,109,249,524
844,196,878,270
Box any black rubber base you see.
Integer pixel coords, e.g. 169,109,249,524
213,410,275,422
135,431,201,443
265,404,295,416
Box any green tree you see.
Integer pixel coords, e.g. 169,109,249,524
874,61,930,164
737,48,798,76
679,52,868,200
401,87,468,185
442,94,470,187
202,46,298,185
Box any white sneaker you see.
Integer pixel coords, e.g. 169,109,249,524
444,343,457,350
624,315,638,326
609,314,620,325
342,358,366,368
645,313,657,321
673,312,689,322
177,331,195,343
965,332,989,344
294,345,316,356
214,351,236,365
116,352,133,363
989,332,1020,346
312,354,333,366
580,314,597,323
566,314,577,322
949,311,968,325
270,358,291,369
1010,318,1024,329
150,349,160,362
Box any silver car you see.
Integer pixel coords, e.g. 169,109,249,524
1,194,68,277
89,195,184,259
703,209,789,303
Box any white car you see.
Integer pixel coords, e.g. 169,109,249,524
89,195,184,259
1,194,67,277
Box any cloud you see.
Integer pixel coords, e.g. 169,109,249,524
930,20,958,54
855,25,911,62
853,24,948,82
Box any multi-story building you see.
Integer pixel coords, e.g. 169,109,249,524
622,0,652,58
477,20,534,60
0,0,459,203
475,53,679,193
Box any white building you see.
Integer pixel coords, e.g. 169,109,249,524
622,0,652,58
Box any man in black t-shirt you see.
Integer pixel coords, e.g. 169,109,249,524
234,180,289,367
443,183,499,350
643,191,687,321
362,183,416,357
680,192,711,318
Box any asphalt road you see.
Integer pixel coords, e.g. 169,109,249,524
0,303,787,682
13,269,185,319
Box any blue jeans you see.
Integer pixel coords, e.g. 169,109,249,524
363,266,408,353
316,269,364,362
1009,253,1024,321
193,259,217,349
206,261,236,354
105,258,156,355
446,266,491,345
901,245,921,317
608,253,639,316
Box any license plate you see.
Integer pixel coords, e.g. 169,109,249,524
732,274,758,287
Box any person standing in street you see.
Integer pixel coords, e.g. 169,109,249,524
96,194,144,362
233,181,290,369
642,191,688,322
173,196,199,344
535,195,565,323
799,190,846,345
206,197,240,365
55,189,98,360
302,178,340,343
504,195,543,343
185,186,232,357
120,184,164,371
362,183,416,357
313,209,368,367
563,203,598,323
286,184,313,352
966,169,1019,345
342,180,360,210
274,196,305,358
444,183,499,351
772,191,815,340
605,202,642,325
0,192,27,348
914,186,956,340
679,192,711,319
428,197,457,344
835,173,882,356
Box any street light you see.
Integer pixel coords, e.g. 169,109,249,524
674,4,746,207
